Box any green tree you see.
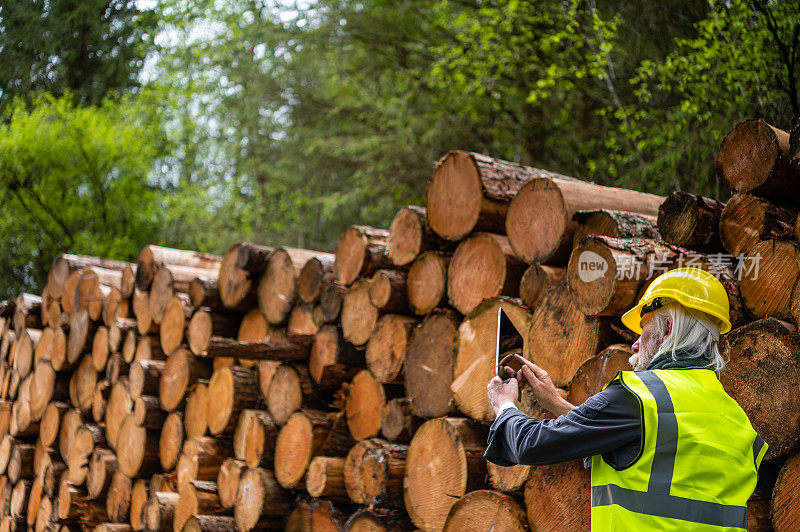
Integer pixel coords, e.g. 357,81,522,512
0,94,167,294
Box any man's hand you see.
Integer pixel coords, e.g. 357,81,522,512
487,367,519,415
514,354,575,417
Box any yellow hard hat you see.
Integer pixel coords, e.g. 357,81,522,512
621,267,731,335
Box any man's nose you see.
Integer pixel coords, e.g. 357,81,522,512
631,337,641,353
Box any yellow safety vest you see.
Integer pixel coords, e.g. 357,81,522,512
590,369,767,531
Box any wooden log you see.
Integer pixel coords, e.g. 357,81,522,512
121,265,137,299
319,282,344,323
67,424,106,485
160,296,192,356
40,402,68,448
266,363,317,425
346,369,393,441
258,248,331,325
527,282,616,388
308,326,362,391
186,310,240,357
48,255,129,303
173,481,223,532
286,304,320,337
574,209,660,249
567,344,633,406
447,233,526,315
716,118,800,204
451,298,531,423
142,491,178,532
234,410,280,469
58,409,83,466
33,327,53,365
524,459,590,532
519,263,566,310
129,360,164,402
87,449,117,500
133,290,157,336
365,315,416,385
206,366,259,436
106,470,132,523
380,398,419,443
7,443,34,484
134,395,168,430
344,438,406,507
285,498,345,531
443,490,527,531
176,437,230,490
136,246,220,292
12,294,42,334
130,479,148,531
120,326,137,364
407,252,449,315
76,268,120,322
68,308,98,367
12,327,40,379
196,335,311,362
116,414,160,478
335,226,391,286
183,382,208,439
218,243,274,311
506,170,665,264
188,276,222,310
92,326,111,372
368,270,409,314
58,477,109,524
297,256,336,305
387,205,455,267
104,382,132,449
216,458,246,509
10,480,29,518
657,192,724,251
233,468,292,532
159,348,212,412
149,267,201,327
182,515,240,532
771,450,800,531
103,287,130,327
273,410,353,489
404,417,488,530
721,318,800,461
742,240,800,320
341,279,379,346
29,360,66,422
0,435,15,474
74,354,99,413
159,411,185,472
405,310,459,419
720,194,796,256
306,456,347,499
343,508,413,532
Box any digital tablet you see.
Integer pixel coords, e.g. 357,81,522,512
495,307,524,379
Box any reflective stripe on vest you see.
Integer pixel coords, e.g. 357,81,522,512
590,369,765,531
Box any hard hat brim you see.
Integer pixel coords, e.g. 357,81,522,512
621,293,732,336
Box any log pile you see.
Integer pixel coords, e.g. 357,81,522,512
1,121,800,531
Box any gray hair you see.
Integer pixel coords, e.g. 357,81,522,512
649,301,726,373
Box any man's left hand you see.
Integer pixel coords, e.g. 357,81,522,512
487,368,519,415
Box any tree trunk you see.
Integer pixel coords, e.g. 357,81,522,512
407,252,449,315
447,233,526,315
567,344,633,406
233,468,292,532
657,192,724,252
404,310,459,419
305,456,347,500
196,335,311,362
444,490,528,532
206,366,259,436
341,279,380,346
716,119,800,204
365,315,417,385
335,226,392,286
308,326,363,392
524,459,590,532
297,256,336,305
451,298,531,423
344,438,406,507
519,263,566,310
387,205,455,266
404,417,488,530
574,209,660,249
182,515,240,532
720,194,796,256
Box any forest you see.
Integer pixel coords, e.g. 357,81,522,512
1,0,799,294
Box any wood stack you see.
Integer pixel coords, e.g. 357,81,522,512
1,121,799,531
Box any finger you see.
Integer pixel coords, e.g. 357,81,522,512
489,376,502,386
499,353,515,366
522,366,539,385
513,353,536,369
514,355,548,380
503,366,516,379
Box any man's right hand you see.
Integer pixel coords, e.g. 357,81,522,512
514,354,575,417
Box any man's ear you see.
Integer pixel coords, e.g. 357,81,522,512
663,316,673,338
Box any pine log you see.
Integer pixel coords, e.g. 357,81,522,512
39,402,68,448
404,417,488,530
258,248,332,325
343,508,413,532
13,327,40,379
319,282,345,323
206,366,259,436
58,409,83,466
519,263,566,310
176,437,230,490
218,243,274,311
103,287,130,327
720,194,797,256
120,326,137,364
188,276,223,311
387,205,455,266
67,424,105,485
341,279,379,346
68,308,98,367
159,411,184,472
76,268,120,322
129,360,164,402
443,490,527,531
87,449,117,500
159,348,212,412
506,171,664,265
235,410,280,470
741,240,800,320
182,515,241,532
33,326,53,365
447,233,526,315
136,246,220,293
92,326,110,372
196,335,311,362
366,271,407,315
273,410,353,489
186,310,240,356
716,119,800,204
134,395,167,430
574,209,660,250
106,470,132,523
116,413,160,478
365,315,417,385
74,354,99,412
173,481,223,532
133,290,157,336
525,459,590,532
657,192,724,251
9,480,29,518
406,252,449,316
149,268,206,327
134,334,167,364
404,310,459,419
346,369,395,441
29,360,66,422
306,456,347,499
298,256,336,304
58,477,108,524
104,382,132,449
451,298,531,423
142,491,178,532
380,398,420,443
6,443,34,484
120,264,137,299
183,382,208,439
721,318,800,461
308,326,362,391
130,479,148,531
771,450,800,531
12,294,42,334
286,304,320,337
216,458,246,509
233,468,292,532
48,255,128,303
344,438,406,507
160,296,192,356
567,344,633,406
266,363,317,425
335,226,392,286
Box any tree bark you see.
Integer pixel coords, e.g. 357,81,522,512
196,335,311,362
574,209,660,249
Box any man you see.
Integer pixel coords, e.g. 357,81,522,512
485,267,766,531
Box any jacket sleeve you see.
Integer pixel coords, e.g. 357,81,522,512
484,385,641,466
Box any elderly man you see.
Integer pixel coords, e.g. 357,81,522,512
485,267,766,531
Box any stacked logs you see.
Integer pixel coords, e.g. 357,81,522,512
1,118,800,531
